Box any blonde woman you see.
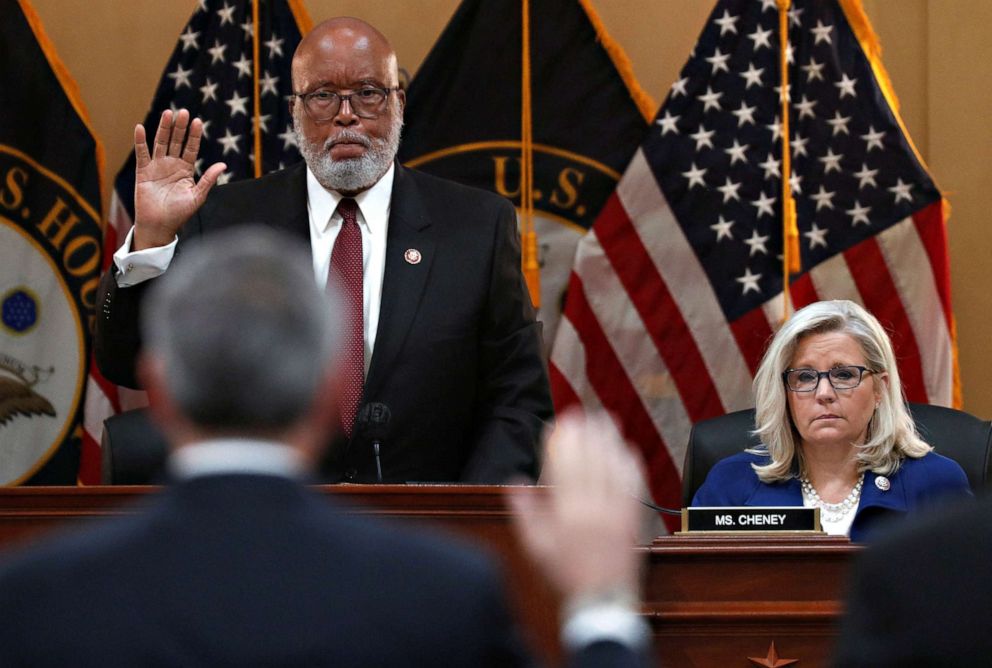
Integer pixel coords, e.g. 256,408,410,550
692,300,970,542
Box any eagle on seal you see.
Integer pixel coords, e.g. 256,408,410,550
0,374,56,426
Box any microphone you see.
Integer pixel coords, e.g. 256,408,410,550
357,402,391,483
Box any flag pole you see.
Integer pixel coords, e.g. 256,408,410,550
520,0,541,308
777,0,799,322
251,0,263,178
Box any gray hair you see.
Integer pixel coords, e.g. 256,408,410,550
292,102,403,193
141,226,341,431
750,299,930,482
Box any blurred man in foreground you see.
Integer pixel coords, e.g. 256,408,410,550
833,492,989,666
0,228,648,667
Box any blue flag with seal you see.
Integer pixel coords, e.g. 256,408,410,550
398,0,655,350
0,0,106,484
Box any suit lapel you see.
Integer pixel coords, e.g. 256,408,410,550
858,471,906,512
277,162,312,246
364,166,435,398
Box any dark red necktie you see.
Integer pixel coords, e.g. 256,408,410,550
330,198,363,437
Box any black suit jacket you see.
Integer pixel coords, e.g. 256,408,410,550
95,164,553,483
834,493,991,666
0,475,646,667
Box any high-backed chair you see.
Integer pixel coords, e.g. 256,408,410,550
682,403,992,507
101,408,169,485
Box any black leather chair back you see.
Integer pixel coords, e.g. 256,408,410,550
682,403,992,507
101,408,169,484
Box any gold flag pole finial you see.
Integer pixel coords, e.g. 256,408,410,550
520,0,541,308
777,0,799,323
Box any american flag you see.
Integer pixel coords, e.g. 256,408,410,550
549,0,956,521
80,0,310,483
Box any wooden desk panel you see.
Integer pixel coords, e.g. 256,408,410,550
647,535,858,667
0,486,859,667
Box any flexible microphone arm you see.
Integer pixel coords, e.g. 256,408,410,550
357,402,391,483
637,496,683,517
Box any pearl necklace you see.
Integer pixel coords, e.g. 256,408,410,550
800,474,865,524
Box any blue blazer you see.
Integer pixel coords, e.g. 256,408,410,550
691,450,971,542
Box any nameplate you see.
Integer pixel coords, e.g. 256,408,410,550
680,507,822,534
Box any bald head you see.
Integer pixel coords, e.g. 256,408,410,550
292,17,399,93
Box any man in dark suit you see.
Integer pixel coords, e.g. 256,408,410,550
95,17,552,484
0,229,648,667
833,494,990,667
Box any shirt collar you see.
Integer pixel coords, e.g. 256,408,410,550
168,438,307,480
306,162,395,235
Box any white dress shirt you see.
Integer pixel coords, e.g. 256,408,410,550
113,164,394,374
168,438,306,480
305,164,392,369
562,591,650,653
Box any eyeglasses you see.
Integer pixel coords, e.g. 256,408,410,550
782,365,874,392
293,86,399,121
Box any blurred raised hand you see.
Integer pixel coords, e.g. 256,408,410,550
509,411,645,605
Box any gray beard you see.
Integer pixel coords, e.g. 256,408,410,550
294,111,403,193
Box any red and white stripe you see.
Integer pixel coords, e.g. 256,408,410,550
551,152,955,522
771,202,953,405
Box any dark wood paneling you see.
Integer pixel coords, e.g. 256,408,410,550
0,486,860,666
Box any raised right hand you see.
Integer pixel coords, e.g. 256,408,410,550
509,411,646,604
132,108,226,250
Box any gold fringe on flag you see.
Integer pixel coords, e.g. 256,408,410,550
777,0,800,322
838,0,961,407
520,0,540,308
838,0,932,178
16,0,106,223
577,0,657,122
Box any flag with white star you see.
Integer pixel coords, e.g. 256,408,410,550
550,0,956,523
113,0,308,203
1,0,105,485
90,0,311,477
